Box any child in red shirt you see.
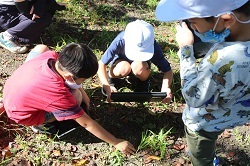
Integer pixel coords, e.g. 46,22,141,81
2,43,136,154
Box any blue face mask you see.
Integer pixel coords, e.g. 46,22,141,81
194,28,230,43
193,16,231,43
194,12,250,43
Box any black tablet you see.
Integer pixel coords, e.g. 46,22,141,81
110,92,167,102
193,42,213,59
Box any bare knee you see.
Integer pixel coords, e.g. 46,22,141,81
32,44,50,54
131,61,150,81
110,61,131,77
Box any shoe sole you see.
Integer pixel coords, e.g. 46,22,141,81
0,37,28,54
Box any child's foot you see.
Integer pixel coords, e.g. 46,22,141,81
186,148,220,166
0,32,28,54
30,123,58,135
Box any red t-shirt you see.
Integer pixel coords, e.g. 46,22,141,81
3,51,84,126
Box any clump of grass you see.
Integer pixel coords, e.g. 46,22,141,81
105,148,125,166
137,127,172,159
233,127,250,147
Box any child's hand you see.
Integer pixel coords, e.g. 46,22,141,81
176,22,194,48
114,139,136,155
161,87,172,103
29,6,40,20
57,2,67,6
103,84,117,103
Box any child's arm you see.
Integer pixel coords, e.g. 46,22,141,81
75,113,136,154
97,60,117,103
161,70,173,103
79,88,90,109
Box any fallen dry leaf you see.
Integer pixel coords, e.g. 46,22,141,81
2,148,13,159
228,151,236,157
172,144,185,151
73,159,90,166
145,155,161,163
147,156,161,161
220,130,231,138
91,83,100,88
53,150,62,157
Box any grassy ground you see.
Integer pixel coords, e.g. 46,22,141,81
0,0,249,165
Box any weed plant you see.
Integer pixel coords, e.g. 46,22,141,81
137,127,172,159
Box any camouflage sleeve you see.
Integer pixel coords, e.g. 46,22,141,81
178,45,218,108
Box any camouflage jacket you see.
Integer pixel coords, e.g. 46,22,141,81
179,41,250,132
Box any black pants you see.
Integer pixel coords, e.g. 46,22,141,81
0,4,52,44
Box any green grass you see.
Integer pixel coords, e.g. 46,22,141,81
233,127,250,147
105,148,125,166
137,127,172,159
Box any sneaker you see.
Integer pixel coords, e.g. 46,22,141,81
213,155,220,166
0,32,28,54
30,124,58,135
30,120,81,138
126,73,138,85
186,150,220,166
134,78,150,92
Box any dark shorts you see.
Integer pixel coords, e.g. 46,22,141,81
44,112,55,123
111,58,151,69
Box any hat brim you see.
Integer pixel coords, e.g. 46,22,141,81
156,0,200,22
156,0,249,22
125,44,154,62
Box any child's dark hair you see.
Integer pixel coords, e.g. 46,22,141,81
205,1,250,22
58,43,98,79
234,0,250,16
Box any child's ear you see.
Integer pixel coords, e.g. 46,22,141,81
63,72,74,81
220,13,236,28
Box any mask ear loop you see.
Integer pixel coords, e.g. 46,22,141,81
212,17,221,32
228,12,250,24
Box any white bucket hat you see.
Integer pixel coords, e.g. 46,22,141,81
155,0,249,22
124,20,154,61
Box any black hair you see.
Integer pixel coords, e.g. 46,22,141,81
204,1,250,23
57,43,98,79
234,0,250,17
204,17,215,23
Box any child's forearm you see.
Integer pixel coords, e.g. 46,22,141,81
161,70,173,91
86,120,118,145
75,114,118,146
79,88,90,106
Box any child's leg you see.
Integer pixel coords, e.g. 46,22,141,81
109,60,131,78
0,6,20,31
44,112,56,123
6,13,52,44
185,126,223,166
25,44,49,62
71,89,83,105
130,61,150,81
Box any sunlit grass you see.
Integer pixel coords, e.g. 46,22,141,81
137,127,172,159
